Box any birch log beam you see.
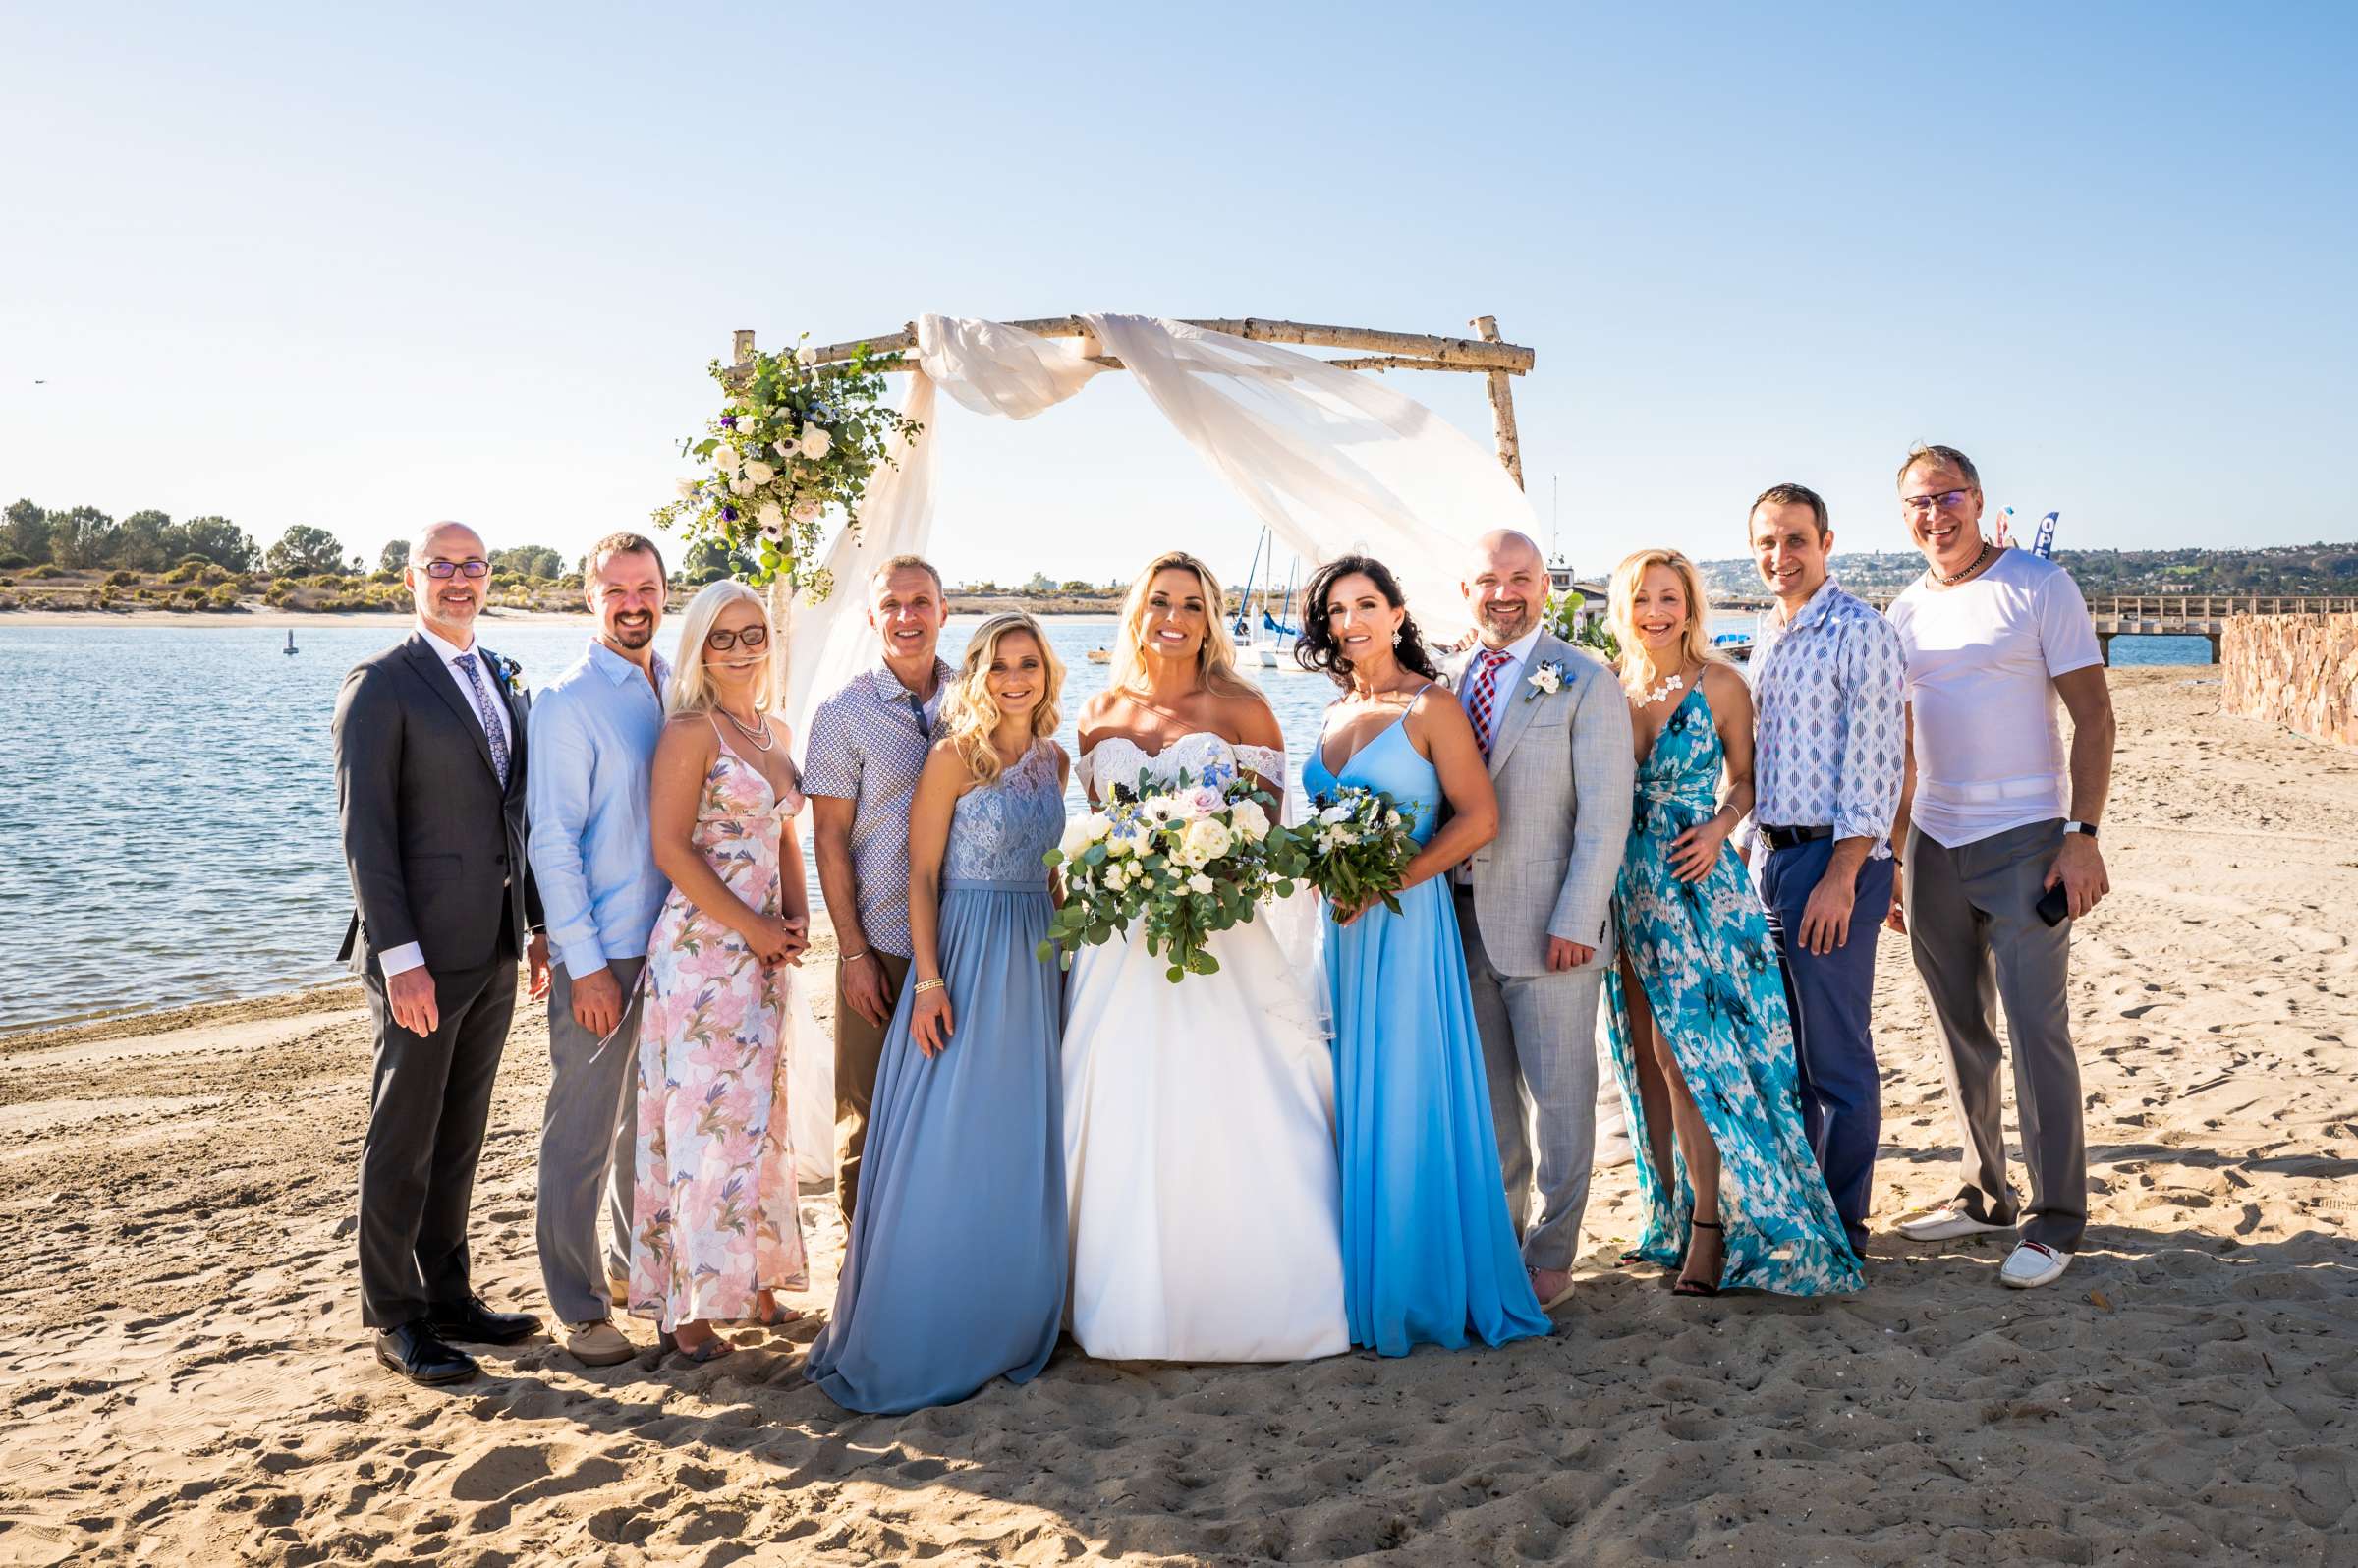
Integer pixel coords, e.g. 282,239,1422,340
1471,314,1525,490
779,317,1537,375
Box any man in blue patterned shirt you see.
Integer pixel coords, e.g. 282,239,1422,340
802,555,953,1223
1745,483,1907,1257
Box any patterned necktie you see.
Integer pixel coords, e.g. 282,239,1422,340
454,652,512,788
1466,647,1514,756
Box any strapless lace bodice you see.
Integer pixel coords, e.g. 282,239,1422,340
941,742,1066,887
1077,732,1284,801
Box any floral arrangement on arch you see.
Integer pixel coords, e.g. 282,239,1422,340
651,337,923,594
1039,761,1310,983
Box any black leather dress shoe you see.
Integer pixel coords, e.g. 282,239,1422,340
426,1294,544,1346
375,1320,478,1385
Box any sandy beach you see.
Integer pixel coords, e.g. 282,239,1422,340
2,667,2352,1566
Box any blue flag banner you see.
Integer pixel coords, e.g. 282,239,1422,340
2032,511,2059,559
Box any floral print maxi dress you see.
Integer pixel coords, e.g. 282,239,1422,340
629,740,810,1330
1603,683,1863,1296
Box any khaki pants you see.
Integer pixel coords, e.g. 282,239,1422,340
833,949,911,1223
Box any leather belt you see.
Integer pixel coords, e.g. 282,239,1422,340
1761,824,1834,851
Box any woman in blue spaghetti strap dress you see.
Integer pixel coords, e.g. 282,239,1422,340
1298,556,1551,1356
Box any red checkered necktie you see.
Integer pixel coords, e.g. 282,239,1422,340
1466,647,1514,756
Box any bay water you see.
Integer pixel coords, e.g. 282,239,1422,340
0,617,2207,1032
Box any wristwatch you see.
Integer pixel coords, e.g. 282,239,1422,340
2063,820,2099,838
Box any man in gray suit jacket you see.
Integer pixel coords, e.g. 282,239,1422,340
333,520,551,1385
1448,530,1635,1309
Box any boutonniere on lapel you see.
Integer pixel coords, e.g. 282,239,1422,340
1523,658,1569,702
497,654,527,699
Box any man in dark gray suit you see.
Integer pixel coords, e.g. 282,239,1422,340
333,520,551,1384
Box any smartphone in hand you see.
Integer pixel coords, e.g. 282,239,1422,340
2036,880,2070,927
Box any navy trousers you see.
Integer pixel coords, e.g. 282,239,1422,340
1757,837,1892,1255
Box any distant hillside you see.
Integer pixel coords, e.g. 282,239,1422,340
1690,543,2358,600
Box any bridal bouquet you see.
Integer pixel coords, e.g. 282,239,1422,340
1300,786,1422,919
651,336,923,595
1040,766,1308,982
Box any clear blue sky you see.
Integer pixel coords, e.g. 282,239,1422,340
4,3,2351,587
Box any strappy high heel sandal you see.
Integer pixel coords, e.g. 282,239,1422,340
1672,1218,1724,1298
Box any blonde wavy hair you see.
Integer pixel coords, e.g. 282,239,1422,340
1606,547,1726,697
1106,550,1254,698
940,612,1065,785
667,580,778,717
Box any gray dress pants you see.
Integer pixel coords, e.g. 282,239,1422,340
1902,819,2086,1253
1457,887,1605,1272
536,956,646,1324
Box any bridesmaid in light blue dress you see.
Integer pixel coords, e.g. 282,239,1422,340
806,615,1072,1413
1299,556,1551,1357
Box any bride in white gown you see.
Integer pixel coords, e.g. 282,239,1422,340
1063,550,1349,1363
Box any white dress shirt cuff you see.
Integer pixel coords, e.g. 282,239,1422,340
378,941,426,979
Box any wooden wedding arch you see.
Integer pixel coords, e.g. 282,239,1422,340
725,314,1539,489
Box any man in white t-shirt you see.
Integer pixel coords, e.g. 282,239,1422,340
1883,444,2115,1291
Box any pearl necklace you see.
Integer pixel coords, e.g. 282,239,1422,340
1934,538,1993,587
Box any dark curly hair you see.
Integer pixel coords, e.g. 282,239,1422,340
1294,554,1440,689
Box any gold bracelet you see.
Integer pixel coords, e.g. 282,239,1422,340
912,977,946,995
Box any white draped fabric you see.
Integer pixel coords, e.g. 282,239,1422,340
778,314,1541,1181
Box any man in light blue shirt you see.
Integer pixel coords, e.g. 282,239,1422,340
525,532,671,1366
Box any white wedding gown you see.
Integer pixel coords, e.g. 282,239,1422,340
1062,733,1349,1363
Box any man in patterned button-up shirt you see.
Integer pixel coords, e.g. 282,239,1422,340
803,555,954,1224
1744,483,1906,1256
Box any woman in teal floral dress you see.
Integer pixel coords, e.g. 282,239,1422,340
1602,549,1862,1298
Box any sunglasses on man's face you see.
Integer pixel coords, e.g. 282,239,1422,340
706,625,769,651
421,559,491,579
1901,489,1974,515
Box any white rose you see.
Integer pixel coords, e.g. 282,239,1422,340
1188,872,1215,895
796,345,819,366
675,477,699,500
1229,799,1271,842
744,460,777,486
1182,816,1232,865
714,442,741,472
800,426,833,460
1319,803,1353,825
1106,825,1137,858
1331,826,1360,847
1059,818,1095,860
792,499,822,522
728,476,754,496
1085,812,1113,843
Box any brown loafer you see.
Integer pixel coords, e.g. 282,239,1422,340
565,1319,638,1367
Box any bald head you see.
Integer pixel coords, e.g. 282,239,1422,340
406,520,490,644
1461,529,1549,649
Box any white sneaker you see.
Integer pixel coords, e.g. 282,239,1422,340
1999,1240,2071,1289
1895,1203,2011,1243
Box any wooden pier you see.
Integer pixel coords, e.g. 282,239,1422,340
2086,595,2358,662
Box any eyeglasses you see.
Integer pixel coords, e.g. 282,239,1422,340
421,559,491,579
1901,489,1974,514
705,625,769,651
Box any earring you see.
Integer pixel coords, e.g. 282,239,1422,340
1391,629,1402,646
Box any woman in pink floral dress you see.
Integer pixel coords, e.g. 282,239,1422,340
631,582,813,1363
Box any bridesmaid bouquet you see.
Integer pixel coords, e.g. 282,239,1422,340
1040,767,1308,982
1300,787,1422,919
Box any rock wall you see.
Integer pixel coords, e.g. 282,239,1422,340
2221,613,2358,749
